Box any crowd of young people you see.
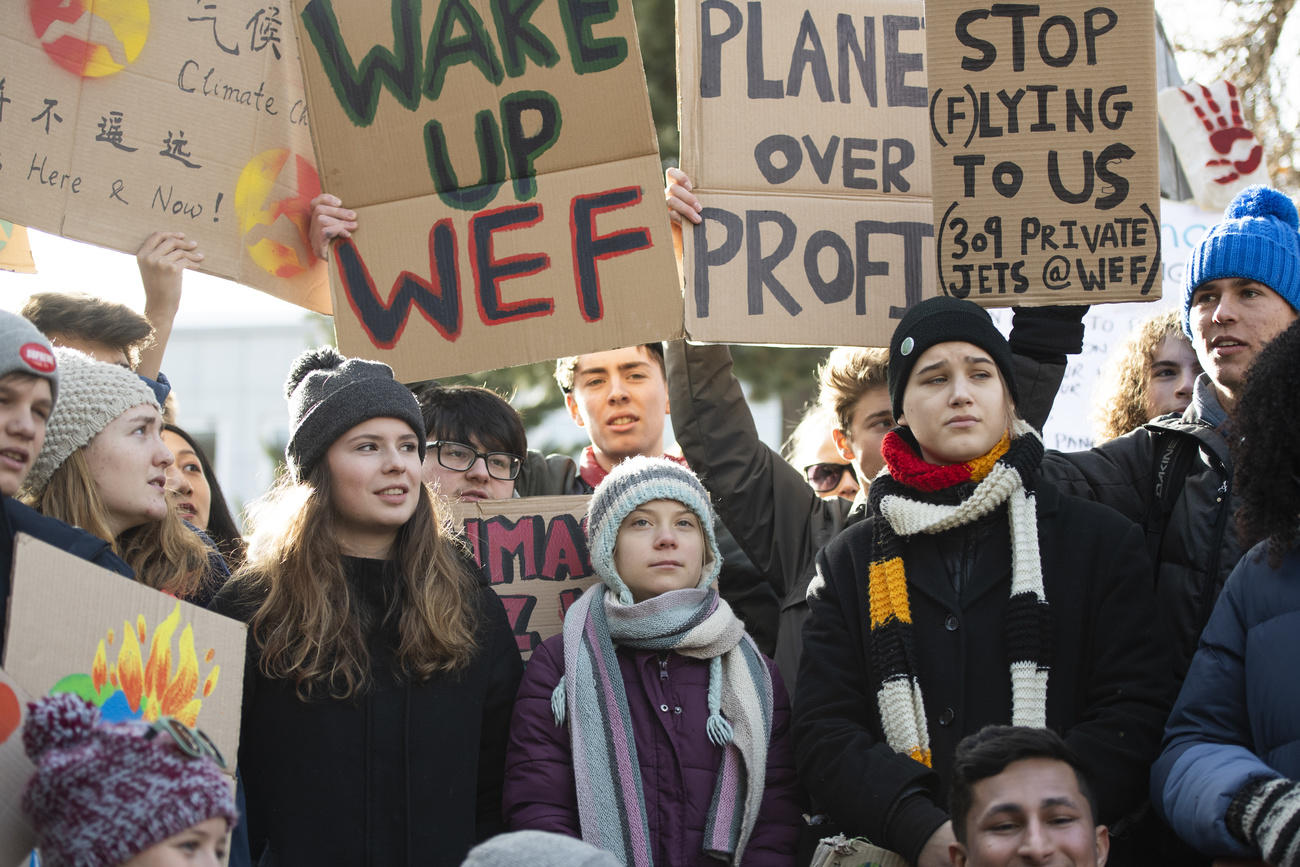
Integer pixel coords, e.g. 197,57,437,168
7,180,1300,867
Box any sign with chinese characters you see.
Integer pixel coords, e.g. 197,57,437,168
926,1,1162,306
0,0,330,311
453,496,596,662
292,0,683,381
677,0,938,349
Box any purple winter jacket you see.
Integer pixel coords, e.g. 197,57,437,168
504,633,802,865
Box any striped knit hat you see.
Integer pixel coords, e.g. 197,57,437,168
585,456,721,605
20,348,159,500
22,692,237,867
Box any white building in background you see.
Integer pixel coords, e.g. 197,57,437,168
162,319,322,523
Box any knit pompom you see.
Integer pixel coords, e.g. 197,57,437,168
284,346,345,399
23,693,99,761
1225,185,1299,229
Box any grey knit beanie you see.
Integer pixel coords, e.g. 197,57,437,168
20,348,159,499
463,831,621,866
284,347,426,481
22,692,237,867
0,308,59,403
585,456,721,604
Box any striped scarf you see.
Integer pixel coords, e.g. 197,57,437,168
551,584,772,866
865,420,1050,767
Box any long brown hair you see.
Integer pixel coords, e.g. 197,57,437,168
28,448,210,599
232,462,480,700
1092,310,1189,442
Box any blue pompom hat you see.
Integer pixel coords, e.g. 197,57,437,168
1183,185,1300,336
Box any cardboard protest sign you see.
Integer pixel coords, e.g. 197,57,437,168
0,221,35,273
1158,80,1270,214
0,667,36,866
678,0,937,348
292,0,682,381
925,1,1161,306
0,0,330,311
2,535,246,771
453,496,596,661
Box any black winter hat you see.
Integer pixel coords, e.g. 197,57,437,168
887,297,1019,419
284,347,426,481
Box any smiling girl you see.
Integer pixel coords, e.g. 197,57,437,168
504,456,800,865
212,348,521,866
19,348,220,605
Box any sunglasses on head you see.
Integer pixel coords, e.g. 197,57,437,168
804,461,856,493
145,716,227,770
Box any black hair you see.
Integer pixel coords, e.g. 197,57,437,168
413,383,526,457
553,343,666,393
162,423,246,569
949,726,1097,844
1233,317,1300,565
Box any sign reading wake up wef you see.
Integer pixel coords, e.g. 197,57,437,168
293,0,683,382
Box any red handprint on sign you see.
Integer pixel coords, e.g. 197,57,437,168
1179,81,1264,186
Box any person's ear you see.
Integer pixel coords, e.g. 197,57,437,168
1094,824,1109,866
565,392,584,427
832,427,856,461
948,841,968,866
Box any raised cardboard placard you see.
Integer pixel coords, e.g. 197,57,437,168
292,0,683,381
0,0,330,310
678,0,937,348
0,222,34,274
0,667,36,866
2,535,246,771
453,496,596,661
925,1,1161,306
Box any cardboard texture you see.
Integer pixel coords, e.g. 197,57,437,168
678,0,937,348
292,0,683,381
453,495,596,661
1158,80,1270,214
0,221,35,273
0,667,36,866
926,1,1162,307
810,835,907,867
0,0,330,311
2,535,246,771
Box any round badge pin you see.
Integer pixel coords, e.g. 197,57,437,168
900,336,914,356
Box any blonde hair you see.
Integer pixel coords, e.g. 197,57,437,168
230,464,480,700
782,403,839,467
1092,310,1188,442
817,347,890,433
29,449,209,599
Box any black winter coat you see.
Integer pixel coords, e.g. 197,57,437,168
212,556,522,867
793,480,1173,865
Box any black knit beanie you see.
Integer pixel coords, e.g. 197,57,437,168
887,297,1019,419
284,347,426,481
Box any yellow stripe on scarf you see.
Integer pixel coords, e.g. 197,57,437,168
868,557,910,627
909,746,933,767
966,431,1011,482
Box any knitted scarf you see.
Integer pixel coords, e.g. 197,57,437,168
552,584,773,866
865,420,1050,767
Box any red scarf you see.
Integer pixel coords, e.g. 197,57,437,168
880,429,1011,493
577,446,688,490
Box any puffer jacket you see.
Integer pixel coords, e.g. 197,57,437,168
1041,390,1239,679
666,333,1069,692
503,633,802,865
1152,541,1300,860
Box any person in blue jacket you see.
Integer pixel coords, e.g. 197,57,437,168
1153,315,1300,867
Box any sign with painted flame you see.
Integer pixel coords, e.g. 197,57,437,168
0,0,330,310
1,535,247,771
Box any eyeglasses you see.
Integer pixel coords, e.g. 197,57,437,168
427,440,523,481
804,461,856,493
145,716,227,770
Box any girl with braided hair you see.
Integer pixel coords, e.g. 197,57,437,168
1154,316,1300,866
793,297,1173,867
503,456,801,865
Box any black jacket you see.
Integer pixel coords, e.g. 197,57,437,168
792,480,1173,864
212,556,522,867
1040,398,1239,679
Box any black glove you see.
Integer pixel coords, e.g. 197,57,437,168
1227,775,1300,866
1008,305,1089,364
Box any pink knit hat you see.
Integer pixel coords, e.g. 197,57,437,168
21,692,237,867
